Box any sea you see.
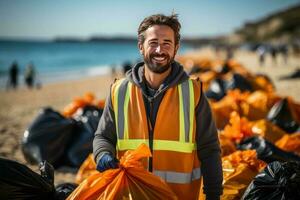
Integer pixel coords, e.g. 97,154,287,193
0,40,195,89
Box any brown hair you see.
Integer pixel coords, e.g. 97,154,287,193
138,14,181,45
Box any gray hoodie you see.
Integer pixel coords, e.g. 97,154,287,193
93,61,223,199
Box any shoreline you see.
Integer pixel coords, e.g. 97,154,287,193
0,64,117,91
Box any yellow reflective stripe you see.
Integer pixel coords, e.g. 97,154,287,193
123,82,131,139
178,84,185,143
188,80,195,143
117,139,148,150
117,139,196,153
113,81,122,138
155,140,196,152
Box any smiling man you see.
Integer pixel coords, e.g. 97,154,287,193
93,14,223,200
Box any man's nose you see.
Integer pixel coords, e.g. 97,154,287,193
155,45,162,53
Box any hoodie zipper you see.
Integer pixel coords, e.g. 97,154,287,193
147,99,154,172
144,87,174,172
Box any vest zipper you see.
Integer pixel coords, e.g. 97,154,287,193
147,99,154,172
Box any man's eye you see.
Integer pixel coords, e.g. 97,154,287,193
149,42,157,46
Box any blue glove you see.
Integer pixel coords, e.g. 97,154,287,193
96,153,119,172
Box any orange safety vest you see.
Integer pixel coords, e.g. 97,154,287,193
111,78,202,199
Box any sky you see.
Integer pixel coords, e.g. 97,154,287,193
0,0,299,39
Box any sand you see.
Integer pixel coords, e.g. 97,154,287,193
0,48,299,185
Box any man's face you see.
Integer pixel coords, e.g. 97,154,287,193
139,25,179,74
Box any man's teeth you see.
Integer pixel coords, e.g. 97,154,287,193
153,57,165,61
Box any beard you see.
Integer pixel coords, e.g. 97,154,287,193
144,53,174,74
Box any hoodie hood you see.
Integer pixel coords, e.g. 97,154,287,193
126,61,189,96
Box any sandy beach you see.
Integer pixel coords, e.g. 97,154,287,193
0,48,299,185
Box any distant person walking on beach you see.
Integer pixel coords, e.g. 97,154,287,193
226,45,234,60
24,62,35,89
257,45,266,66
8,61,19,90
270,46,278,66
279,44,288,64
93,13,223,199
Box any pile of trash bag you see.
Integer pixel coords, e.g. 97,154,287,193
220,111,286,144
22,93,104,168
21,107,75,168
205,73,253,101
0,158,77,200
238,136,300,163
176,57,300,199
212,90,281,129
221,150,266,200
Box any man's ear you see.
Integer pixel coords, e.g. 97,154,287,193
138,42,144,55
174,43,180,55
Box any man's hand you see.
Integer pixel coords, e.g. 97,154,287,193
96,153,119,172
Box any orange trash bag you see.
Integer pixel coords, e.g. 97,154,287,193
67,144,177,200
218,132,236,156
220,111,254,144
221,150,266,200
199,150,266,200
276,132,300,156
75,154,98,184
62,92,96,117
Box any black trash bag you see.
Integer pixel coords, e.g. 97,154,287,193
242,161,300,200
55,183,78,200
22,107,75,168
237,136,300,163
205,78,227,101
188,65,209,75
65,105,103,167
267,98,300,133
39,160,55,185
216,62,230,74
226,73,253,92
73,105,103,132
0,158,56,200
39,161,77,199
279,68,300,80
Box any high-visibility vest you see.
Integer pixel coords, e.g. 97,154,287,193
111,78,202,199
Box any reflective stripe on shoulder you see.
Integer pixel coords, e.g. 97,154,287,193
178,79,195,143
123,82,132,139
113,79,128,139
154,167,201,184
117,139,196,153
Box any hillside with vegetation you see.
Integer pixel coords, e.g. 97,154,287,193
226,4,300,44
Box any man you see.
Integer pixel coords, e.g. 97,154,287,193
24,62,35,89
93,14,223,200
8,61,19,89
